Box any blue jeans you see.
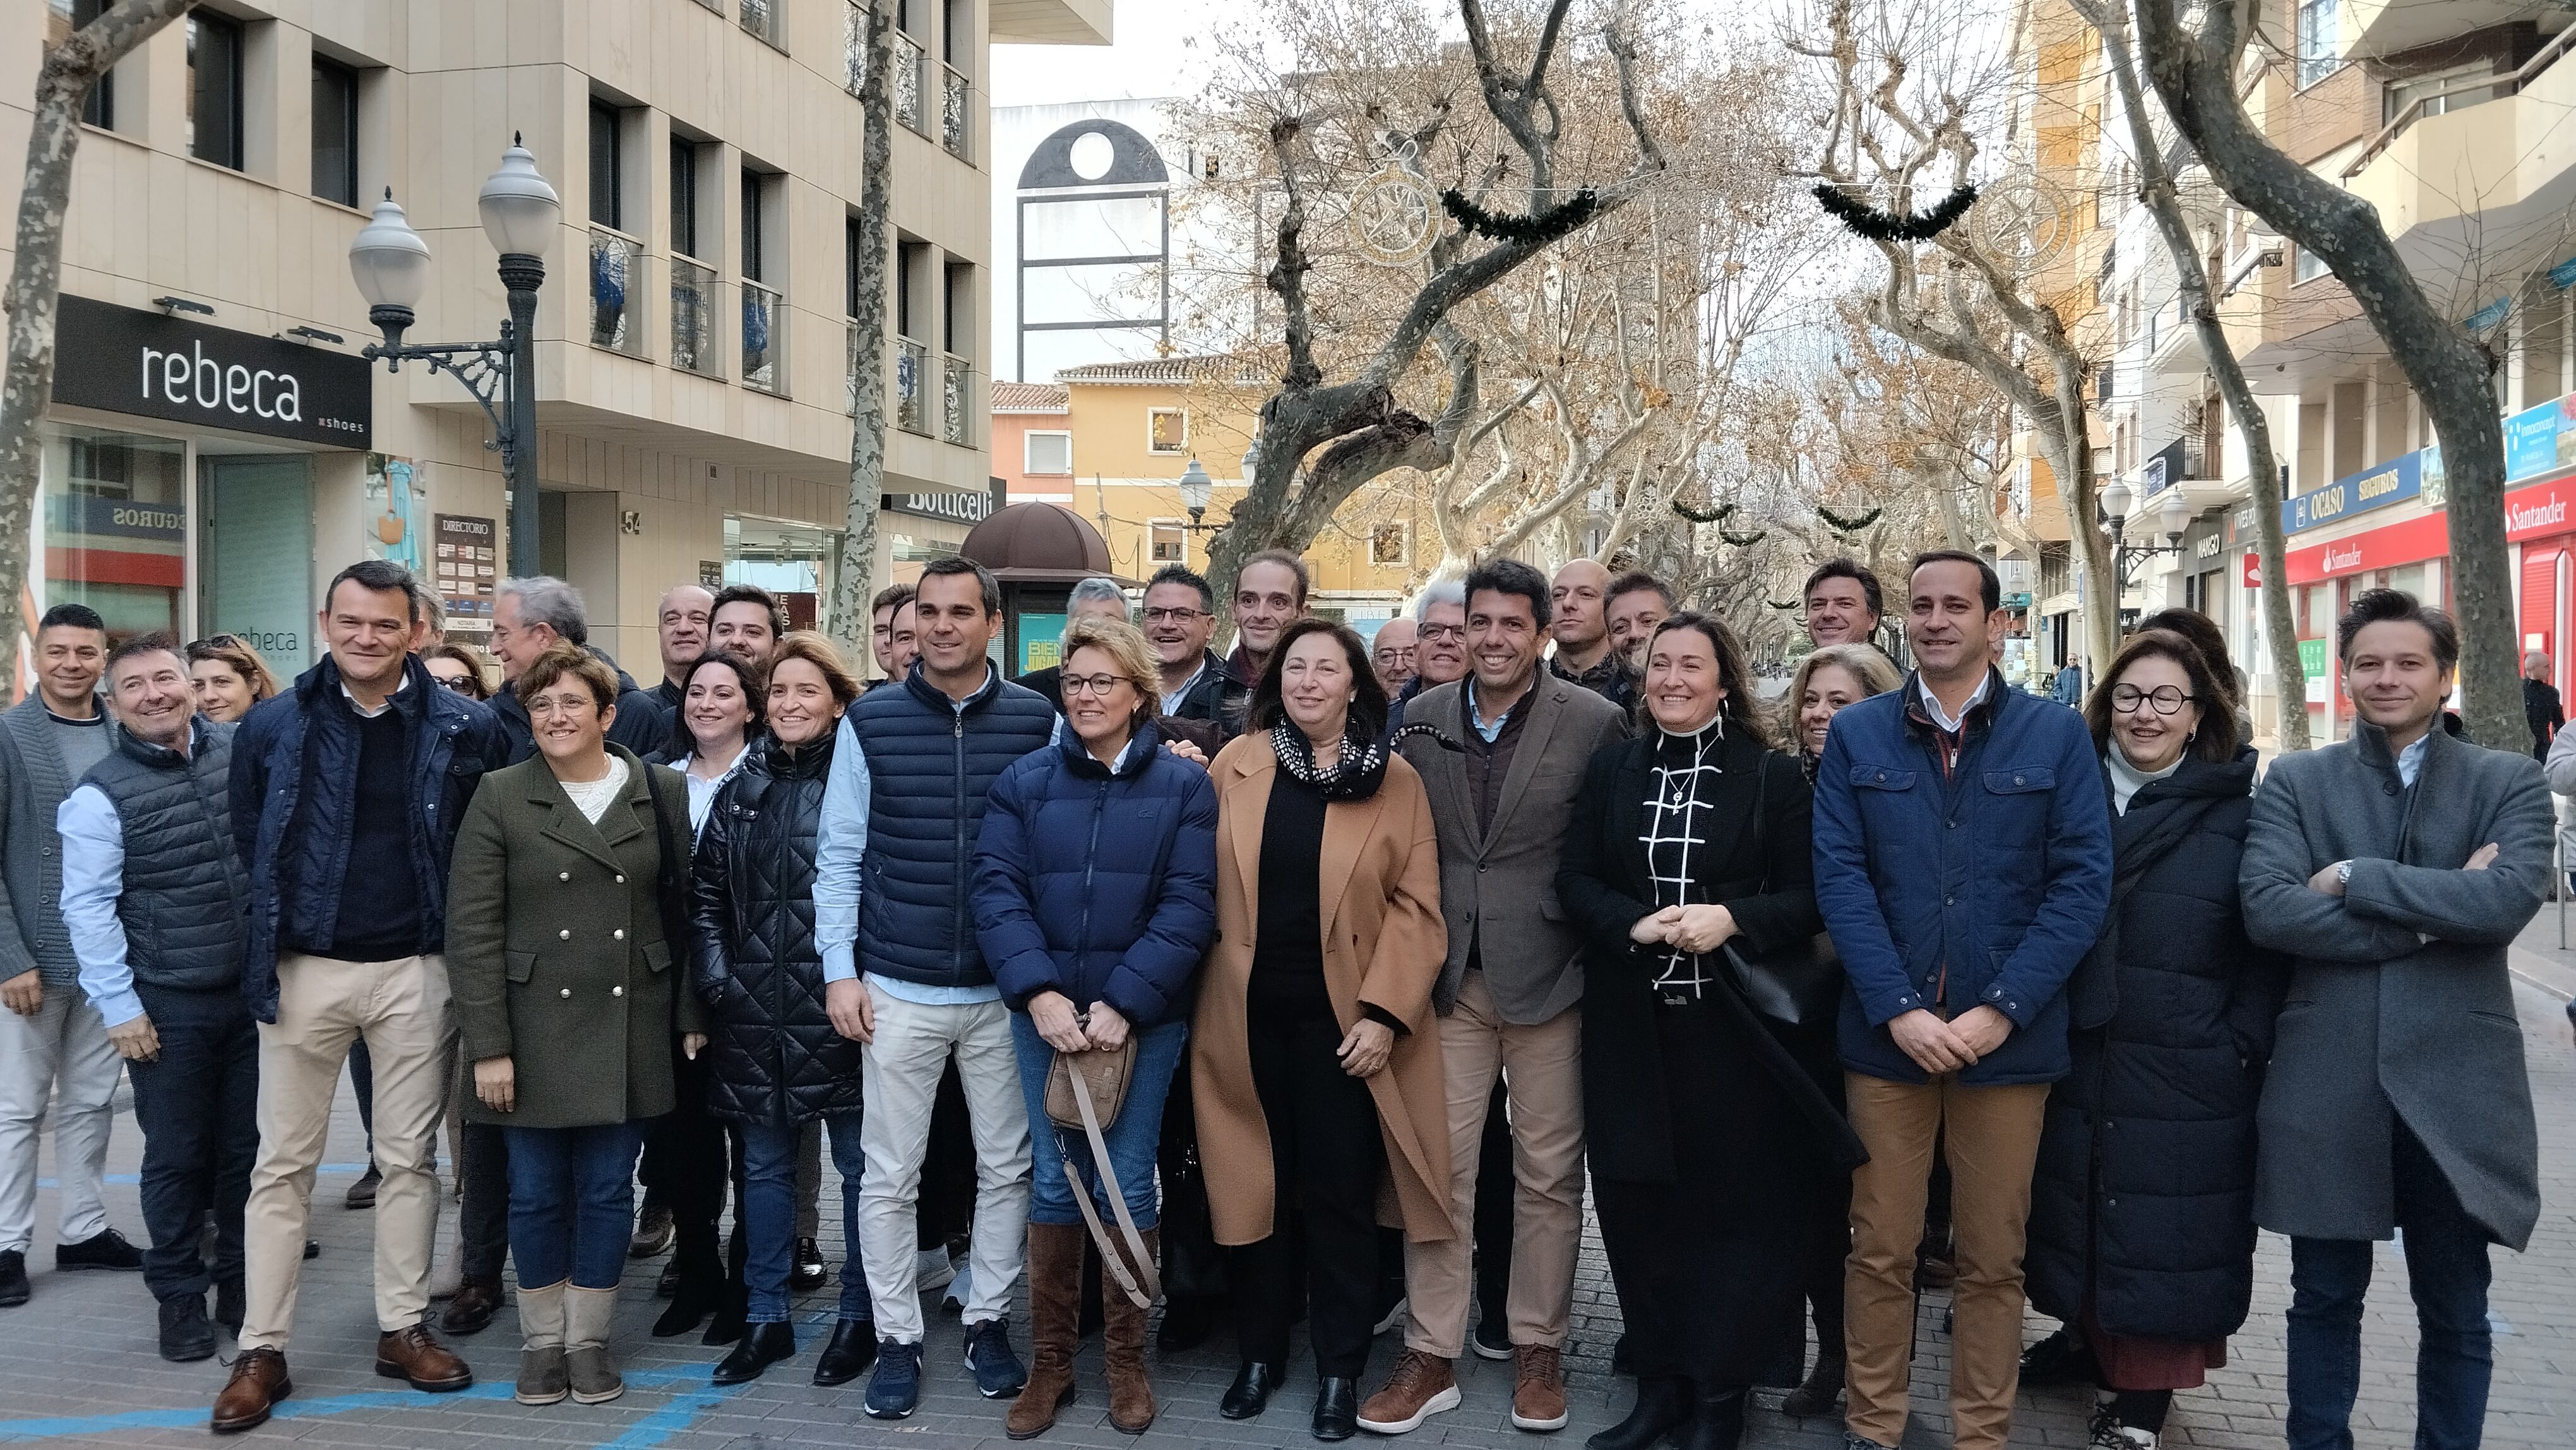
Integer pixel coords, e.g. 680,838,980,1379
742,1111,868,1324
502,1121,644,1290
1009,1013,1185,1230
2287,1120,2495,1450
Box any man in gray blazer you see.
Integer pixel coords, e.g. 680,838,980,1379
1364,559,1627,1438
2240,589,2551,1450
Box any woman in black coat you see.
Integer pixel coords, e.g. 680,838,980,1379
1558,614,1861,1450
2022,628,2285,1450
689,634,873,1388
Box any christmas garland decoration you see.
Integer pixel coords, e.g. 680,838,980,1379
1768,599,1803,611
1672,500,1735,525
1810,183,1979,243
1818,504,1884,535
1720,529,1768,548
1441,188,1601,246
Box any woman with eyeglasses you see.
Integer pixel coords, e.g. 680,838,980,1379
973,616,1217,1437
2020,629,2284,1450
185,636,281,722
445,644,703,1408
424,644,496,701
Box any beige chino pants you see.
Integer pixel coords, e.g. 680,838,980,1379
239,953,455,1352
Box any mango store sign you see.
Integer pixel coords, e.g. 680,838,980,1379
51,294,371,448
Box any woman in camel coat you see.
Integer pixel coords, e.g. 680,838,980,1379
1191,618,1452,1442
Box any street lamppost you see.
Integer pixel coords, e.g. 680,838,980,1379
347,135,561,577
1178,457,1213,530
2099,477,2195,592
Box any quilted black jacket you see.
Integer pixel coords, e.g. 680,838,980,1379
689,729,864,1123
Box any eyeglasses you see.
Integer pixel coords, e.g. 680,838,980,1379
1142,606,1208,624
1060,674,1131,697
1417,623,1465,643
2110,684,2197,716
431,673,480,693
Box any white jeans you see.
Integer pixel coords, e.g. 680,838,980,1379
0,984,121,1255
856,985,1031,1342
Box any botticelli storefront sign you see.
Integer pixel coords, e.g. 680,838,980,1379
51,294,371,448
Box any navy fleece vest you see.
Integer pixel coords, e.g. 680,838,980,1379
846,669,1053,988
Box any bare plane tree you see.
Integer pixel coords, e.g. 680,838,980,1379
826,0,896,657
2073,0,2307,748
1198,0,1671,619
2134,0,2515,746
0,0,196,685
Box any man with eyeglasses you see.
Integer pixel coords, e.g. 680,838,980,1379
1810,550,2110,1450
1373,618,1420,698
1393,581,1469,728
1142,564,1245,736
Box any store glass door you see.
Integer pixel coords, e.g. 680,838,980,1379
199,455,316,671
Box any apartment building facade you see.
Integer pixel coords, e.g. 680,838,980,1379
9,0,1106,676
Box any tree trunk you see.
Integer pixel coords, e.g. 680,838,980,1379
0,0,194,690
826,0,895,660
2137,0,2513,747
2078,0,2306,747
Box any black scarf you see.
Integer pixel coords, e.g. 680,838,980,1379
1269,721,1388,801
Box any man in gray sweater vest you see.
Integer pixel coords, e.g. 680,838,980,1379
0,603,140,1310
61,634,253,1363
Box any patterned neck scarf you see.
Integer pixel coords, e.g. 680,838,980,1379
1269,721,1388,801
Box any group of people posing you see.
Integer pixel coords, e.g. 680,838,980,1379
0,541,2544,1450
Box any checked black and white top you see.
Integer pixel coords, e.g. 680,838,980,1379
1640,719,1726,996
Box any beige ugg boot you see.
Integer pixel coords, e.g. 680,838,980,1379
514,1280,569,1406
564,1286,624,1404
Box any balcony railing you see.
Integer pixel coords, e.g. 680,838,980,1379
941,65,970,159
588,228,644,356
671,258,722,377
941,352,971,445
895,32,926,134
740,0,783,47
742,280,783,393
896,337,929,434
2344,25,2576,178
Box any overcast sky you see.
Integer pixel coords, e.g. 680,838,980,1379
989,0,1223,108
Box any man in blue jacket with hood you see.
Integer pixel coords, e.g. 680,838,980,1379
1810,550,2111,1450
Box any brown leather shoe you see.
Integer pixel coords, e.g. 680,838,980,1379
211,1347,292,1433
443,1278,503,1336
375,1324,474,1391
1356,1350,1458,1435
1510,1343,1569,1432
1101,1228,1158,1434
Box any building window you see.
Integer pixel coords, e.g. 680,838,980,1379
49,2,112,127
741,169,768,283
944,260,972,356
1150,520,1186,563
2296,0,2339,88
741,0,783,46
742,171,781,392
1025,431,1071,474
311,59,359,207
589,100,623,231
670,138,700,257
897,241,926,339
1147,409,1187,455
42,422,187,637
1369,522,1410,568
187,12,244,170
846,215,862,317
2294,243,2328,284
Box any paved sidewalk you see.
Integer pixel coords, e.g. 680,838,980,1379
1,979,2570,1449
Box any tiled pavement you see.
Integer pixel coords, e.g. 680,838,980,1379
3,967,2571,1449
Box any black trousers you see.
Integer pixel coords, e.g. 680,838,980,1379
1472,1076,1512,1324
458,1119,513,1281
1231,1007,1386,1379
636,1050,729,1253
128,985,258,1304
919,1058,975,1251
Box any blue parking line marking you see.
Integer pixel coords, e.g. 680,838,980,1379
0,1364,715,1442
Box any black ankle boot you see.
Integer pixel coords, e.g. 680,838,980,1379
1678,1386,1746,1450
701,1276,748,1347
1313,1375,1359,1441
1220,1361,1281,1419
1587,1375,1693,1450
812,1317,880,1386
711,1320,796,1385
654,1233,725,1339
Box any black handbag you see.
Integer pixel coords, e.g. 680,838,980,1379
1720,752,1844,1028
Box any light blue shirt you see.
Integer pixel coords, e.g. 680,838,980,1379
814,667,1003,1004
2397,731,2430,788
57,783,140,1028
1466,677,1521,744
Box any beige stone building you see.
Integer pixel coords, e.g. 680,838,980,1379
4,0,1107,680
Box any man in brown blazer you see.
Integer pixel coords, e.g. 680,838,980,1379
1364,559,1628,1437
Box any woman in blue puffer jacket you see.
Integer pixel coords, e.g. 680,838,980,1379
973,615,1218,1440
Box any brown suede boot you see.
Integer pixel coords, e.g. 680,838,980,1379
1008,1223,1087,1440
1101,1228,1157,1434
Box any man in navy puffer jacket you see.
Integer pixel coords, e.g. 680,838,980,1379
1810,551,2111,1450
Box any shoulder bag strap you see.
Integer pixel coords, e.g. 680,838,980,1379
1056,1060,1163,1309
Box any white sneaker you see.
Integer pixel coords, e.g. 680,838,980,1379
914,1246,957,1294
2119,1430,2159,1450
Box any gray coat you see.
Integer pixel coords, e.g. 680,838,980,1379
2239,719,2551,1250
1395,671,1628,1024
0,694,106,987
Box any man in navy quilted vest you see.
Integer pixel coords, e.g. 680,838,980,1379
816,554,1056,1419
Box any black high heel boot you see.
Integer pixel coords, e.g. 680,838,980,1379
1587,1375,1693,1450
653,1227,724,1338
1678,1386,1747,1450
